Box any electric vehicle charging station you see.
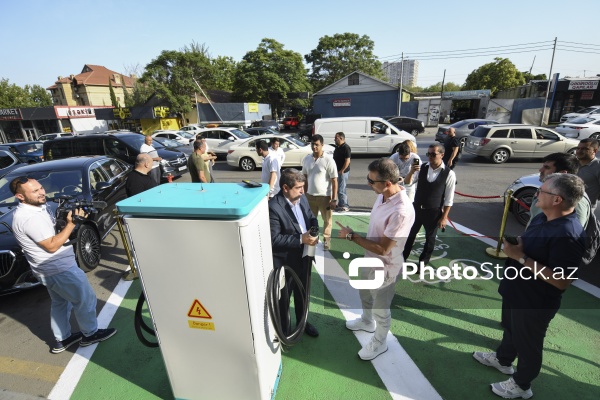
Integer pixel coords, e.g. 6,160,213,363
117,183,281,400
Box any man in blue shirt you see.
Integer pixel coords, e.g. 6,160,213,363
473,173,586,399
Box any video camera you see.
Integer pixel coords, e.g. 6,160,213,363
52,195,107,231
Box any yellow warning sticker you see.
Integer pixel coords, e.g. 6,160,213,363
187,299,212,319
188,320,215,331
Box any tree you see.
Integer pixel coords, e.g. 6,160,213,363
0,79,52,108
210,56,237,92
108,79,119,107
522,71,547,83
139,42,216,115
423,82,463,92
123,63,153,107
463,58,525,96
232,38,311,113
305,33,383,92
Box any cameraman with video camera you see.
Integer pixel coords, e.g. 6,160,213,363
11,176,117,354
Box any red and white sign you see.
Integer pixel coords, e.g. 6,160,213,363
568,80,599,91
581,91,594,100
333,98,351,107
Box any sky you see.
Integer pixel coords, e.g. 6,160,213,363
2,0,600,91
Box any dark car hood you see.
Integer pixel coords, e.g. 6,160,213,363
156,148,186,160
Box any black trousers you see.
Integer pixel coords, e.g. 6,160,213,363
403,207,443,265
496,298,557,390
279,256,312,334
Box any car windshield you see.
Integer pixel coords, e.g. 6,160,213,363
154,137,181,147
282,136,307,147
230,129,251,139
117,134,164,149
0,169,84,207
15,143,43,154
568,117,596,124
576,107,599,114
449,120,470,128
177,131,195,139
471,126,492,137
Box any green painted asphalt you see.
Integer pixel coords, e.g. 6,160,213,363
68,216,600,399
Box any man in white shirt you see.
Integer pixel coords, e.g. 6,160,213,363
402,143,456,267
10,177,117,354
256,140,280,198
140,135,162,184
270,137,285,168
302,134,338,250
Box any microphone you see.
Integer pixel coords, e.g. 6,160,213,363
307,226,319,257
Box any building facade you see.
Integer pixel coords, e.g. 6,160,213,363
382,60,419,87
47,64,135,108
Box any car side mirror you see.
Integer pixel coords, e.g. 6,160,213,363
228,137,235,141
95,181,111,191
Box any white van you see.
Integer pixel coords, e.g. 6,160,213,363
312,117,416,155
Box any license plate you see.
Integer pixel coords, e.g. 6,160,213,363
178,166,187,171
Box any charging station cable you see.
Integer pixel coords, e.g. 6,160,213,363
266,264,311,349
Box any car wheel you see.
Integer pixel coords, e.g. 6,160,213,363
459,137,468,147
76,224,101,272
591,133,600,140
411,129,419,136
511,188,536,226
491,149,510,164
240,157,256,171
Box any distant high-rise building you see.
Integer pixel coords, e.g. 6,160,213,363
382,60,419,87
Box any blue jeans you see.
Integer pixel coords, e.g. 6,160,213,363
338,171,350,208
37,264,98,341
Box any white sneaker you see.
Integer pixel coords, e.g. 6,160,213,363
346,318,376,333
358,336,388,360
491,377,533,399
473,351,515,375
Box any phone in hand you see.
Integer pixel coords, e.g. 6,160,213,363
504,235,519,245
413,158,420,165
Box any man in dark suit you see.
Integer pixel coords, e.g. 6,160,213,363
269,168,320,337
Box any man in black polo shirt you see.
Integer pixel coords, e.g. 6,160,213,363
126,154,158,197
402,143,456,267
333,132,351,212
442,127,460,170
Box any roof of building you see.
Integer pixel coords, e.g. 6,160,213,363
47,64,135,90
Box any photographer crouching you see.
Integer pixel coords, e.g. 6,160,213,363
10,176,117,354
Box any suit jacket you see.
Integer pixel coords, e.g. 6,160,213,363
269,191,318,271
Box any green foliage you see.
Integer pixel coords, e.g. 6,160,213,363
305,33,383,92
422,81,463,92
232,38,311,108
0,78,52,108
522,71,547,83
463,58,526,96
108,79,119,107
210,56,237,92
139,42,230,114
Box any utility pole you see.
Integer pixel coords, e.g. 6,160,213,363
397,53,404,116
540,37,557,126
528,56,536,75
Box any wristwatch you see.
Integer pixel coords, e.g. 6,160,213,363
518,255,529,265
346,231,354,241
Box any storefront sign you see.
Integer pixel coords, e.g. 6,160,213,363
113,107,131,119
247,103,258,113
0,108,22,120
153,106,170,118
442,90,491,100
581,91,594,100
55,107,96,118
333,98,351,107
568,80,599,90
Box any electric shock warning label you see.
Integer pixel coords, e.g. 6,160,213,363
187,299,214,330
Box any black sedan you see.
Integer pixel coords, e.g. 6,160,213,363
244,127,279,136
382,116,425,136
0,156,131,294
152,137,193,158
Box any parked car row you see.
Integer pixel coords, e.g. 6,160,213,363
560,105,600,122
555,115,600,140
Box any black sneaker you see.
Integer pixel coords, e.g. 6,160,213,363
80,328,117,347
51,332,83,354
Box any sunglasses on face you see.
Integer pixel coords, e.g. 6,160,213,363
367,176,387,185
425,152,440,157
